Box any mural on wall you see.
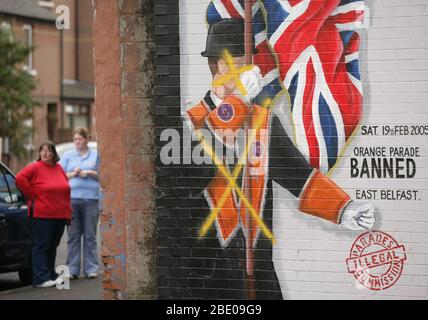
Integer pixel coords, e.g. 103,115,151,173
163,0,376,300
158,0,428,299
204,0,365,173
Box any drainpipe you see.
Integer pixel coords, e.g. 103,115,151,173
75,0,79,81
60,28,64,137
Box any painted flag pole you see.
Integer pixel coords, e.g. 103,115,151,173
245,0,255,65
244,0,256,300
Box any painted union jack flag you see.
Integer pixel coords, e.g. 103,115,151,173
206,0,365,173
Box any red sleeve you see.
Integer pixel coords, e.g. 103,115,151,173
16,162,37,199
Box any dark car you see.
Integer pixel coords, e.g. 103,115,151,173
0,162,32,285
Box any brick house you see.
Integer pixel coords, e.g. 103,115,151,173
0,0,94,171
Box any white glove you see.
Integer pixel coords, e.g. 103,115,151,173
237,66,263,105
340,201,375,231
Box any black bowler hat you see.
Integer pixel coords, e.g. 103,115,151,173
201,19,257,58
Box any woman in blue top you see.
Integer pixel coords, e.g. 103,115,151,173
60,128,100,279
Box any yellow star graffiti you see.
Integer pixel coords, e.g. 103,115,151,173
199,99,272,240
199,57,276,244
196,127,275,244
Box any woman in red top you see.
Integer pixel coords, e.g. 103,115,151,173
16,141,72,288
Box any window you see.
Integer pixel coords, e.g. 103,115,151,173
23,24,33,71
47,103,58,141
0,167,11,208
38,1,54,9
65,104,90,130
1,21,11,31
23,119,34,152
1,137,9,157
0,166,24,207
4,173,24,205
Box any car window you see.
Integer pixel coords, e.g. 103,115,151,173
0,168,11,208
0,166,24,206
5,173,25,205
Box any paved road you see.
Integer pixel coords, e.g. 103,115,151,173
0,227,103,300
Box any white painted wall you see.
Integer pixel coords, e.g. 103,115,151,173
179,0,428,299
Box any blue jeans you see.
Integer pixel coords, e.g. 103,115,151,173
67,199,99,276
32,218,67,286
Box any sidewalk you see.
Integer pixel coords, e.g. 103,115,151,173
0,275,103,300
0,228,103,300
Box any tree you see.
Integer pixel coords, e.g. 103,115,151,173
0,26,39,158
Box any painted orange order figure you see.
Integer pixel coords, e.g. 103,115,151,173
180,19,375,299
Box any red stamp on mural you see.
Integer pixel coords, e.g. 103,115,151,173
346,230,406,291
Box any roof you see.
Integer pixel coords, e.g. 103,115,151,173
0,0,56,22
62,79,95,101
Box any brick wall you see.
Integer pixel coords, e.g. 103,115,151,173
156,0,428,300
93,0,156,300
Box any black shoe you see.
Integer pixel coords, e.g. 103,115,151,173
64,274,79,280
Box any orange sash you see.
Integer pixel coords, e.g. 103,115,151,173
187,97,270,248
186,95,350,249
